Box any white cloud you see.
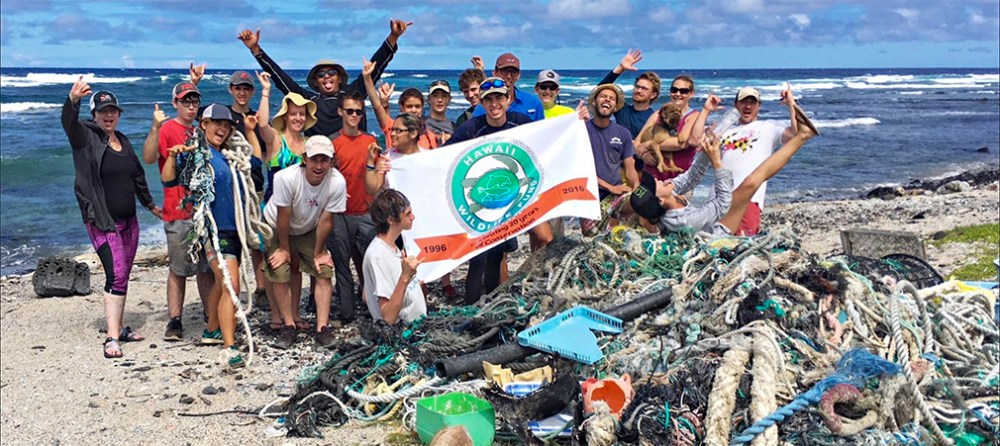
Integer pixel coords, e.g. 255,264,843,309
120,54,135,68
649,8,675,22
789,14,811,29
894,8,918,23
729,0,764,14
969,12,985,25
547,0,631,20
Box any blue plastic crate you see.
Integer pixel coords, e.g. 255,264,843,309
517,306,622,364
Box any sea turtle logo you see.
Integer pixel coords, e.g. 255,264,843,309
449,139,541,234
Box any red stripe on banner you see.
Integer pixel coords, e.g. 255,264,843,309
414,178,595,262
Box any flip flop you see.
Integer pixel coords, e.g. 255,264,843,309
119,326,145,343
792,103,819,136
294,320,312,332
103,337,123,359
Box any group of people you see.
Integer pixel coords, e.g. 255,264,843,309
62,22,817,363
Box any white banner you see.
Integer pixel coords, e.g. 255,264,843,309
386,114,600,281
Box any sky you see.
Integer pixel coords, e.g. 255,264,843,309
1,0,998,70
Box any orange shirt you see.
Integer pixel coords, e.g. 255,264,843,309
332,132,378,215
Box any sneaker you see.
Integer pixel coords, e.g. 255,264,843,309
225,346,246,369
200,329,223,345
314,326,336,348
164,317,183,341
272,326,297,350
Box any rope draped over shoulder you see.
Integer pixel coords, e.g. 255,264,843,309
178,128,271,365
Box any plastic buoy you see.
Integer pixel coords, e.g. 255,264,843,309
582,374,634,419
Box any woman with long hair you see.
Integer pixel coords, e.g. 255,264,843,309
161,104,268,369
635,75,701,181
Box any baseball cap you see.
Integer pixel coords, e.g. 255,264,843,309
479,77,509,100
629,172,666,222
229,71,254,87
201,103,235,124
89,90,121,113
736,87,761,102
173,82,200,100
536,69,561,87
304,135,334,158
428,79,451,94
495,52,520,69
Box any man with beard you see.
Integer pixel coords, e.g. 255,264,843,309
238,19,411,136
587,84,639,200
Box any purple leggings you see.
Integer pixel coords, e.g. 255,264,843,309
85,217,140,295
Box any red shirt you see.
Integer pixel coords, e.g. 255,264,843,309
158,119,195,221
332,132,377,215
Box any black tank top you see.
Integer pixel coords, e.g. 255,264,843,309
101,147,137,220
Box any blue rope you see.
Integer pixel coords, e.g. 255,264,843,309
728,349,901,446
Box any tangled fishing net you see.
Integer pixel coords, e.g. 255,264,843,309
261,226,998,445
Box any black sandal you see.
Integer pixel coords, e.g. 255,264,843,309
119,326,145,343
103,337,123,359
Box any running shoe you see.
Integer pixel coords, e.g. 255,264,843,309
272,326,297,350
200,329,223,345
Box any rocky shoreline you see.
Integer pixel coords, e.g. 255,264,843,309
1,171,997,446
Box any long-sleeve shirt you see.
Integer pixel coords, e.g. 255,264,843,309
597,70,655,137
252,39,398,136
61,97,155,232
657,152,733,236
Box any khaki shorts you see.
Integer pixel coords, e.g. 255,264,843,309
262,227,333,283
164,219,210,277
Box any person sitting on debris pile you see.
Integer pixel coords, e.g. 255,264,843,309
362,188,426,325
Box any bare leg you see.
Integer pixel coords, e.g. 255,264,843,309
195,271,214,314
206,267,223,332
272,281,296,327
104,292,125,341
166,271,186,319
720,128,815,232
216,258,241,347
314,277,333,331
529,222,553,251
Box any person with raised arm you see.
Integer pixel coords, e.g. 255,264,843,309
596,49,661,138
238,19,411,136
63,77,160,359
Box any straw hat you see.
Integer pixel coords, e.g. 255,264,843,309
272,93,317,132
588,83,626,114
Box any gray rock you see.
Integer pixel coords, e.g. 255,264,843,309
202,386,219,395
179,394,195,404
32,257,91,297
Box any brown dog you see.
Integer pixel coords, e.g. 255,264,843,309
638,103,684,173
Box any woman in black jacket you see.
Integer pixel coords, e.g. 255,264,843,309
62,76,162,359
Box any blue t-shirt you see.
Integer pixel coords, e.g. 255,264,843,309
207,146,243,231
614,105,655,138
449,112,534,144
471,88,545,122
586,120,635,187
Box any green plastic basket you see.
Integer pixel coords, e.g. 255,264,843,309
415,392,495,446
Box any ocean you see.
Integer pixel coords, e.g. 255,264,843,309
1,67,998,275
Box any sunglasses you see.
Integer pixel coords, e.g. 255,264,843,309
342,108,364,116
536,83,558,91
480,79,506,92
430,80,449,87
669,86,692,95
314,69,339,78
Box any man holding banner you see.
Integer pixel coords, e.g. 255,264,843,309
384,78,599,302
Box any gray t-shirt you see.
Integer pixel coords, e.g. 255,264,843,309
658,152,734,236
362,237,427,324
425,116,455,139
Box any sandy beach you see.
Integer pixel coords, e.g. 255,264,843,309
1,177,997,446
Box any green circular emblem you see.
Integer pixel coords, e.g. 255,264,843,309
449,140,541,234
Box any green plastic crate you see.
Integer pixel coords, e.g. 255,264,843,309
416,392,495,446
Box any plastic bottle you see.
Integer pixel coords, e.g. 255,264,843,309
709,107,742,139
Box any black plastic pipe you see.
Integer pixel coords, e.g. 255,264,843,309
435,288,673,377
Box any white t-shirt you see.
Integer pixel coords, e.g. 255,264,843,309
387,146,428,161
362,237,427,324
264,165,347,236
718,119,787,208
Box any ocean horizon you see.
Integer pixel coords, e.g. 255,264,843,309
2,66,998,275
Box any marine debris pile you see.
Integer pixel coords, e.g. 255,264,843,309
265,227,999,445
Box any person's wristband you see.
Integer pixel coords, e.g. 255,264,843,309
261,94,269,98
366,163,377,171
